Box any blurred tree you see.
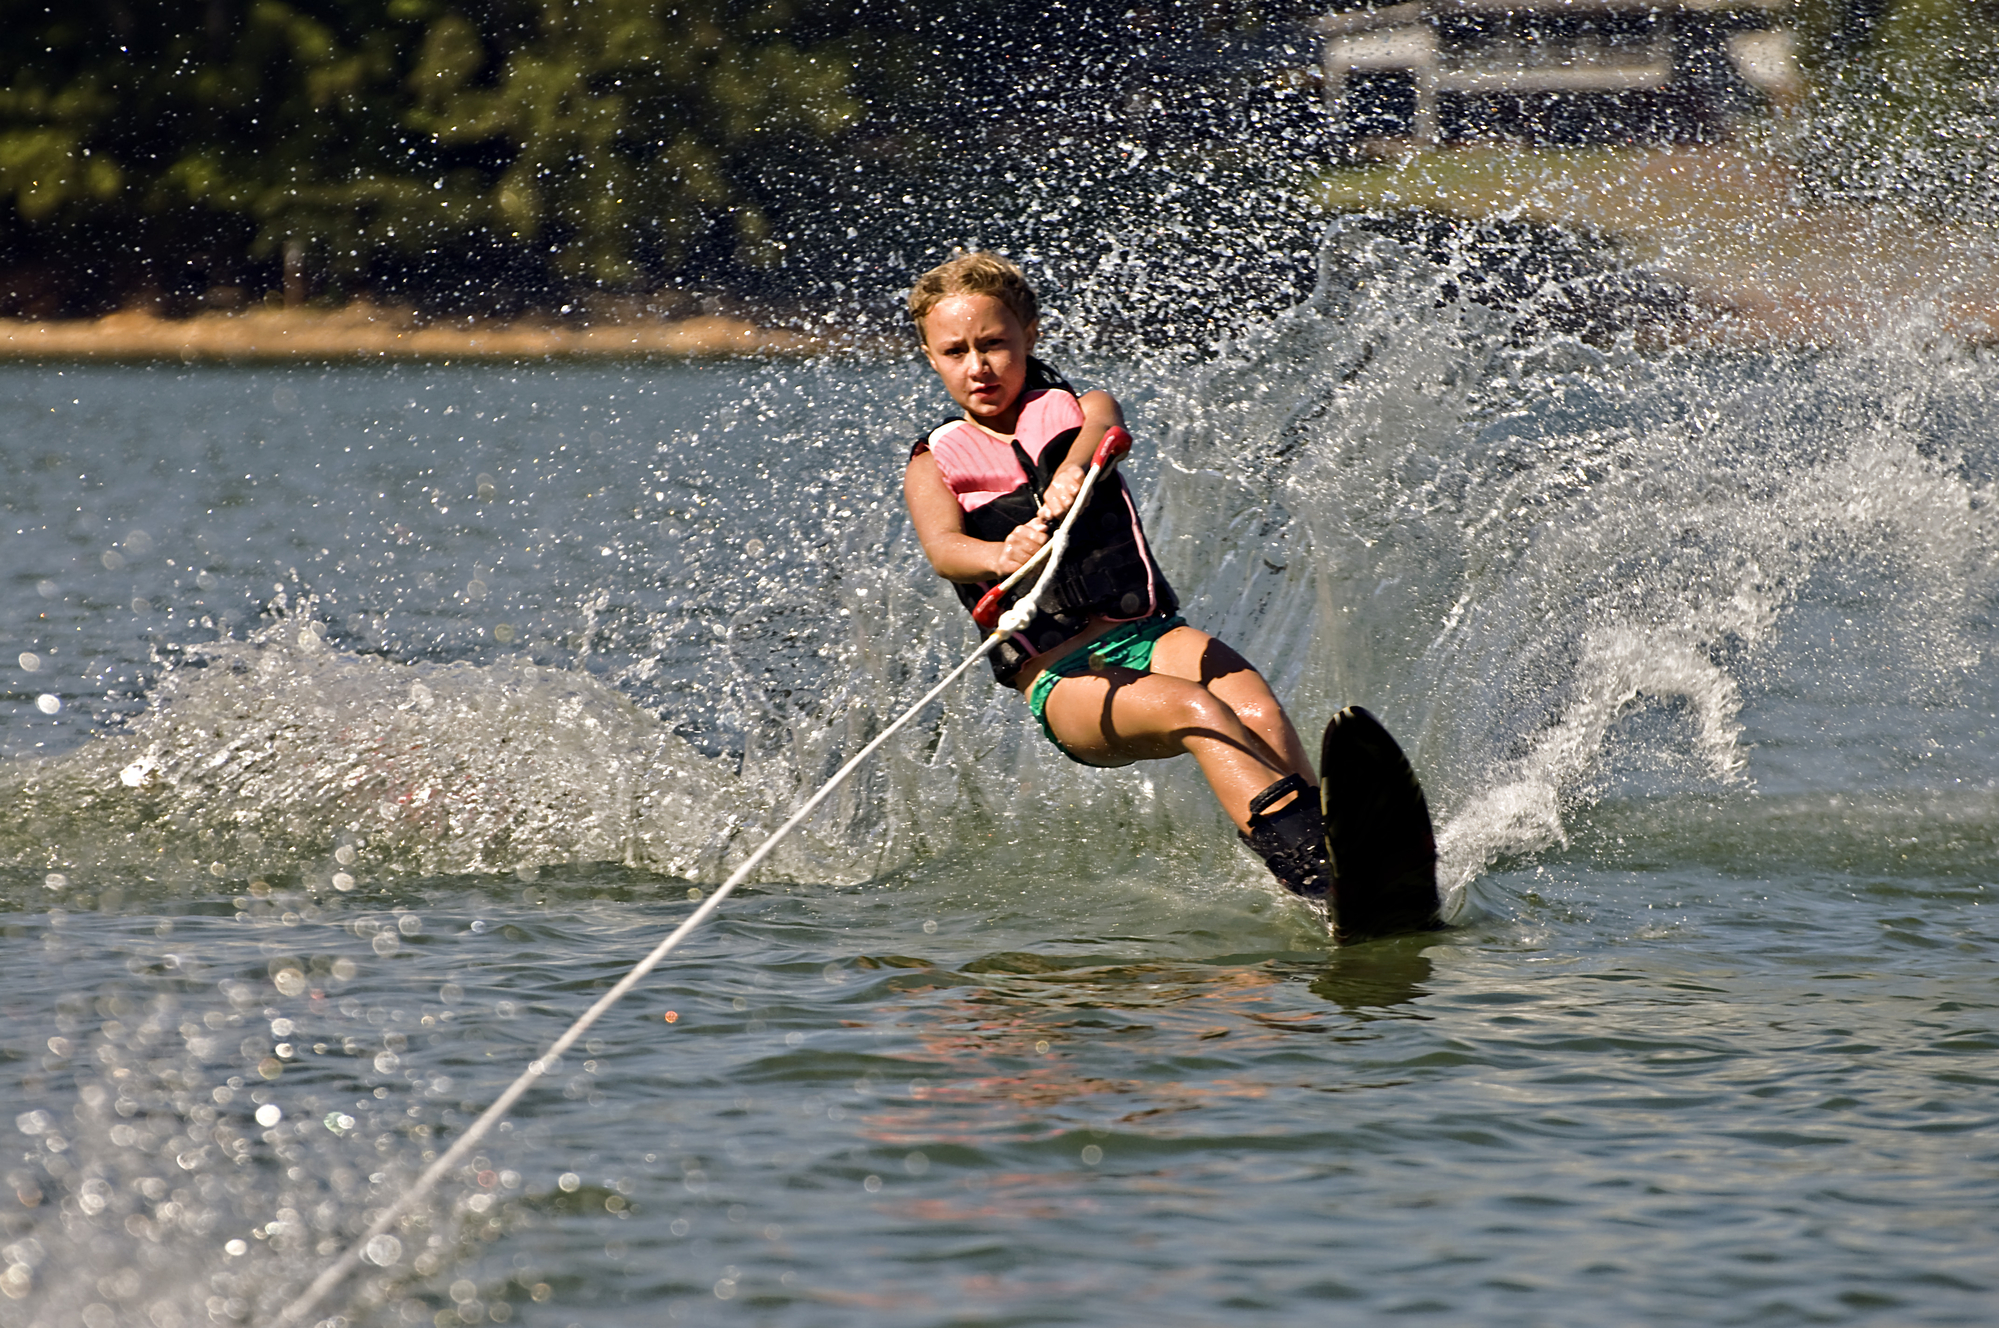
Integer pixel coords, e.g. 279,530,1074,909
0,0,870,313
1792,0,1999,222
0,0,1351,319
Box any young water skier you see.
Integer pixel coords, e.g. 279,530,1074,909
902,252,1331,900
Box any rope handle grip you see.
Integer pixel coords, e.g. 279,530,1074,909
972,425,1132,631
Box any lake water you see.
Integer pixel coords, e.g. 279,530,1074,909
2,235,1997,1327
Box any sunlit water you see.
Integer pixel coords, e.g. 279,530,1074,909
2,233,1997,1327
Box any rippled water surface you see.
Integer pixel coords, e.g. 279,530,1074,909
3,247,1997,1327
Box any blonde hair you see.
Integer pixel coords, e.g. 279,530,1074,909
907,252,1039,341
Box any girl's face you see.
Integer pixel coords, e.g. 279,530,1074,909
919,293,1037,432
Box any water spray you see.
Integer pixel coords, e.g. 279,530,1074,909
275,426,1132,1326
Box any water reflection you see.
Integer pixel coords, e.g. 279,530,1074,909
828,951,1405,1155
1309,939,1437,1014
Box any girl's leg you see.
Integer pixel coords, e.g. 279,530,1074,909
1146,627,1314,788
1141,626,1331,897
1037,668,1288,833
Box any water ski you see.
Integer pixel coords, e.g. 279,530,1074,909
1319,706,1443,944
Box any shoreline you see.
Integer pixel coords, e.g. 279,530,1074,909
7,154,1995,362
1320,145,1999,349
0,304,827,363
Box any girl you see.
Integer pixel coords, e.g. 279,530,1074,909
902,252,1330,899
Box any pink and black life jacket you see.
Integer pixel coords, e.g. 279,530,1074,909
911,374,1177,684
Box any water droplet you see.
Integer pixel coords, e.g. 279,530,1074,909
195,570,218,590
34,580,57,599
371,931,399,956
862,1175,882,1192
100,550,125,571
16,652,39,672
123,529,152,555
254,1104,282,1127
1081,1144,1103,1165
34,695,59,715
332,872,356,892
476,475,497,500
922,919,938,933
663,1011,679,1024
466,579,489,600
129,596,150,614
493,622,516,643
42,873,66,891
744,538,765,556
903,1151,929,1175
334,845,356,865
208,861,226,877
331,958,357,980
398,914,421,935
361,1234,402,1267
686,886,703,900
558,1172,581,1193
273,968,306,997
223,1239,247,1257
1034,1039,1051,1054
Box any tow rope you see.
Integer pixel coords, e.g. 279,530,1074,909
275,425,1132,1325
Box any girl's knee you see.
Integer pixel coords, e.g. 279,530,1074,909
1229,693,1281,732
1109,674,1237,741
1167,682,1244,735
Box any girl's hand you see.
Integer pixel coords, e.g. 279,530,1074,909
997,519,1049,575
1037,463,1087,523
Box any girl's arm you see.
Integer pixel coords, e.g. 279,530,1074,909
904,451,1050,582
1036,389,1126,523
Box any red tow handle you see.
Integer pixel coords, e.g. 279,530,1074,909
971,426,1133,631
971,586,1008,632
1093,424,1132,469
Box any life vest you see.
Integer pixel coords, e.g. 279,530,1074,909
912,385,1177,684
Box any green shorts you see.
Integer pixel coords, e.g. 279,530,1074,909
1025,615,1187,764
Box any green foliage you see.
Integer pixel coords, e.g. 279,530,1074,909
0,0,875,299
1794,0,1999,221
0,35,124,224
